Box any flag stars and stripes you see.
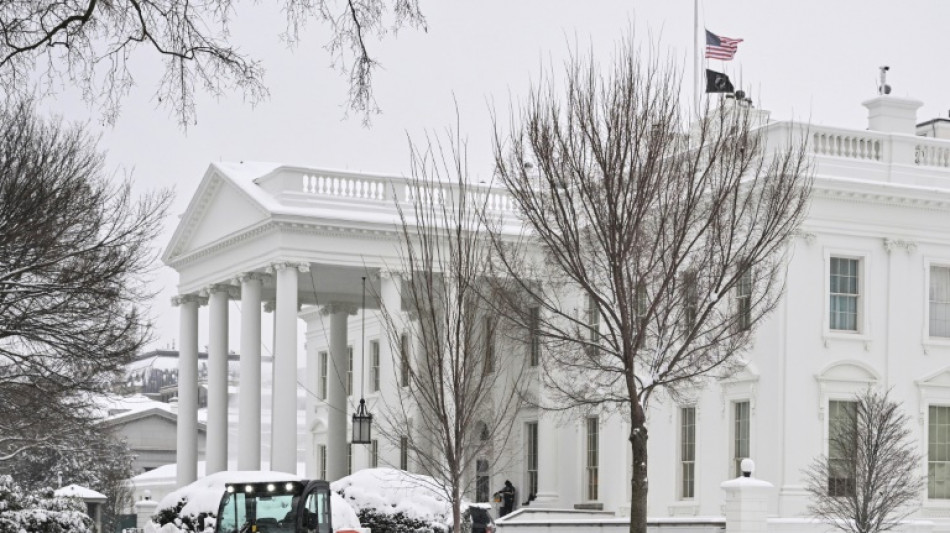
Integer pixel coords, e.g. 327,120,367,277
705,30,743,61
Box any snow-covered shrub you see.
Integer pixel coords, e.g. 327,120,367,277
332,468,481,532
0,476,92,533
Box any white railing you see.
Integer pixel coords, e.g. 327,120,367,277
915,139,950,168
301,173,390,202
288,169,519,215
812,130,882,161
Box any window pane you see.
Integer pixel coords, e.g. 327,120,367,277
681,407,696,499
734,401,750,477
526,422,539,497
931,266,950,338
931,406,950,499
829,256,859,332
587,417,599,501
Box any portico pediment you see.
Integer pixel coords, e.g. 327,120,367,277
163,163,276,265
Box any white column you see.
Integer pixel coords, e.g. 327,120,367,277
531,412,560,506
174,294,202,486
270,263,303,473
206,285,230,474
324,303,356,481
238,273,264,470
300,306,324,479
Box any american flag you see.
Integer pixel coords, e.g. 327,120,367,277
705,30,743,61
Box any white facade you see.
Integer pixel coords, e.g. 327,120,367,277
164,94,950,528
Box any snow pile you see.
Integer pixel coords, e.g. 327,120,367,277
330,493,361,530
330,468,460,530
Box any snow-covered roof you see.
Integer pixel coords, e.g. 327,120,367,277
55,484,107,501
96,394,174,420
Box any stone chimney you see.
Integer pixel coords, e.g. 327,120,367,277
862,95,923,134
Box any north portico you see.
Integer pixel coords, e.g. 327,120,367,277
161,162,522,487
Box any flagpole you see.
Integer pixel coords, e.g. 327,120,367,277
693,0,699,116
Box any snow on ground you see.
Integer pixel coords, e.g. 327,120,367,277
331,468,463,527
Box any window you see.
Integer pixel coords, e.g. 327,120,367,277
347,443,353,475
587,294,600,344
399,436,409,471
733,401,750,477
319,351,328,401
346,346,353,396
931,405,950,499
400,334,410,387
828,400,857,497
526,422,539,498
371,439,379,468
476,459,490,502
829,257,860,331
319,444,327,480
681,407,696,499
370,340,380,392
586,417,599,501
484,316,495,374
528,307,540,367
736,269,752,331
931,266,950,338
636,281,649,324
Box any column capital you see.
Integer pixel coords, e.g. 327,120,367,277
266,261,310,274
321,302,359,316
378,269,403,281
172,293,208,306
200,283,240,299
233,271,270,285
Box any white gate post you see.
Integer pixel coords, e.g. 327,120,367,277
721,459,773,533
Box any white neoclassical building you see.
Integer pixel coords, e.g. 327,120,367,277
164,93,950,528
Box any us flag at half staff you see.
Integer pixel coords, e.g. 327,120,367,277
705,29,743,60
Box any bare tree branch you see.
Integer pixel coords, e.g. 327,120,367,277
804,389,924,533
374,126,528,532
487,36,812,533
0,0,426,127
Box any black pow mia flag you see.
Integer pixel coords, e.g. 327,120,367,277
705,69,735,93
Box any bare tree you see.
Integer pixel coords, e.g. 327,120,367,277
488,39,812,533
0,0,426,126
375,129,527,532
0,99,169,464
804,389,924,533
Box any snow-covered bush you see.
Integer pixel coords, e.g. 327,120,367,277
0,476,92,533
331,468,479,532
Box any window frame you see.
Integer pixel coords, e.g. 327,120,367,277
822,249,871,340
370,339,381,393
528,307,540,367
399,435,409,471
346,345,353,397
732,400,751,478
400,333,410,387
926,260,950,342
318,351,328,401
827,399,858,497
525,421,539,498
585,417,599,501
679,406,697,500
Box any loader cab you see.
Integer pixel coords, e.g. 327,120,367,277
215,480,331,533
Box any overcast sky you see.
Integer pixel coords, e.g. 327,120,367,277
34,0,950,351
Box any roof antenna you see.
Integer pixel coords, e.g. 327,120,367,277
878,66,892,95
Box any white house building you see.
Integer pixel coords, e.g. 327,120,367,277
163,93,950,529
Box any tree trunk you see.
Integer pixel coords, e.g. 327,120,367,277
452,482,462,533
629,419,649,533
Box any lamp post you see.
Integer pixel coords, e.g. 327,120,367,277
352,277,373,444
